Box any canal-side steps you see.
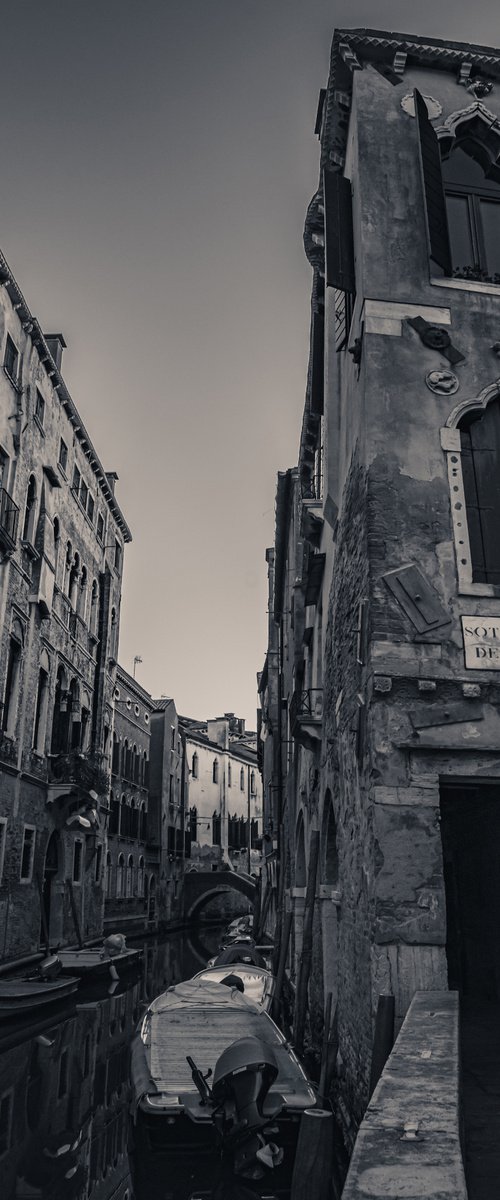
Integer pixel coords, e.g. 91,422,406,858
341,990,467,1200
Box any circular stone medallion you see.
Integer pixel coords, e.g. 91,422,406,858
401,93,442,120
425,369,459,395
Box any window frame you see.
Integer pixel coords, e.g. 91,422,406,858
441,382,500,596
34,388,45,430
3,335,20,389
20,825,36,883
58,438,68,474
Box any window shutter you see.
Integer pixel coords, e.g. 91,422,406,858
323,170,356,293
383,563,451,634
310,310,324,415
414,88,452,275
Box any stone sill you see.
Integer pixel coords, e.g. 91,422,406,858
431,275,500,297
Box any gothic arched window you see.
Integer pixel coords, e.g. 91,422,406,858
442,141,500,280
459,398,500,585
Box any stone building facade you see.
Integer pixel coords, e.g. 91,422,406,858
105,665,153,934
260,26,500,1147
181,714,262,869
0,246,131,962
149,697,187,924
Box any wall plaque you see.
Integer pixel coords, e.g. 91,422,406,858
462,616,500,668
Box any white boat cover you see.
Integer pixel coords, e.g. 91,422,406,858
132,978,314,1114
190,966,274,1009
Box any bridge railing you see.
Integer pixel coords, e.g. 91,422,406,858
341,990,467,1200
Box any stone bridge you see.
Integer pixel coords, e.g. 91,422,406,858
182,869,256,921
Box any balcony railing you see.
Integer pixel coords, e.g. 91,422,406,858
290,688,323,744
0,486,19,552
48,750,109,797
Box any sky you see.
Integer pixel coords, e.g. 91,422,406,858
0,0,498,725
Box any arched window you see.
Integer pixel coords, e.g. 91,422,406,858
131,798,139,839
53,516,61,584
64,541,72,594
122,739,129,778
240,767,245,791
228,762,231,787
133,744,139,783
110,607,117,659
106,852,112,896
250,771,256,795
33,649,50,753
51,663,68,753
90,579,99,636
109,791,120,835
321,791,339,886
143,753,149,788
458,399,500,584
137,855,145,897
78,565,88,621
112,732,120,774
2,619,24,735
126,854,134,897
22,475,37,543
192,752,198,778
442,140,500,281
69,552,80,610
213,758,219,784
68,678,81,750
116,853,125,898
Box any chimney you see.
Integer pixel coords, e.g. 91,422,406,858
44,333,66,371
106,471,119,494
207,718,229,750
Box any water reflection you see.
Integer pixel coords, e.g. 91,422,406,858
0,922,227,1200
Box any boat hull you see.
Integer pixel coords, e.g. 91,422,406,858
56,947,141,977
0,976,79,1018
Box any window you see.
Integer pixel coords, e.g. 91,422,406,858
442,144,500,281
73,839,83,883
250,771,256,795
106,852,112,896
0,819,7,884
213,758,219,784
0,1091,13,1158
72,465,81,494
240,767,245,791
80,479,89,510
2,621,23,734
58,438,68,473
95,844,103,884
3,335,19,386
22,474,37,543
126,855,134,897
459,399,500,584
96,512,105,543
87,493,95,523
35,389,45,428
114,539,122,572
228,762,231,787
33,650,50,753
116,854,125,898
138,855,145,897
20,826,36,882
192,752,198,779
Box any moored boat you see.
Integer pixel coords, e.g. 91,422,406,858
130,977,315,1199
190,964,275,1011
56,945,141,977
0,975,79,1018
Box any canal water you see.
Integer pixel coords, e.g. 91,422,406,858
0,921,228,1200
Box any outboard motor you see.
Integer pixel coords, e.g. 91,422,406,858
187,1037,283,1194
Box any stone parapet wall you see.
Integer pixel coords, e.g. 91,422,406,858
341,990,467,1200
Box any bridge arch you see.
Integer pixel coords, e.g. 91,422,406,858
183,870,256,922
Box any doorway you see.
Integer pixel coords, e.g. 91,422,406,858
440,782,500,999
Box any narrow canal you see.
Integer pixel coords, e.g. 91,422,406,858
0,922,228,1200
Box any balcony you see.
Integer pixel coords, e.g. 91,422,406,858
290,688,323,749
47,750,109,802
0,486,19,553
